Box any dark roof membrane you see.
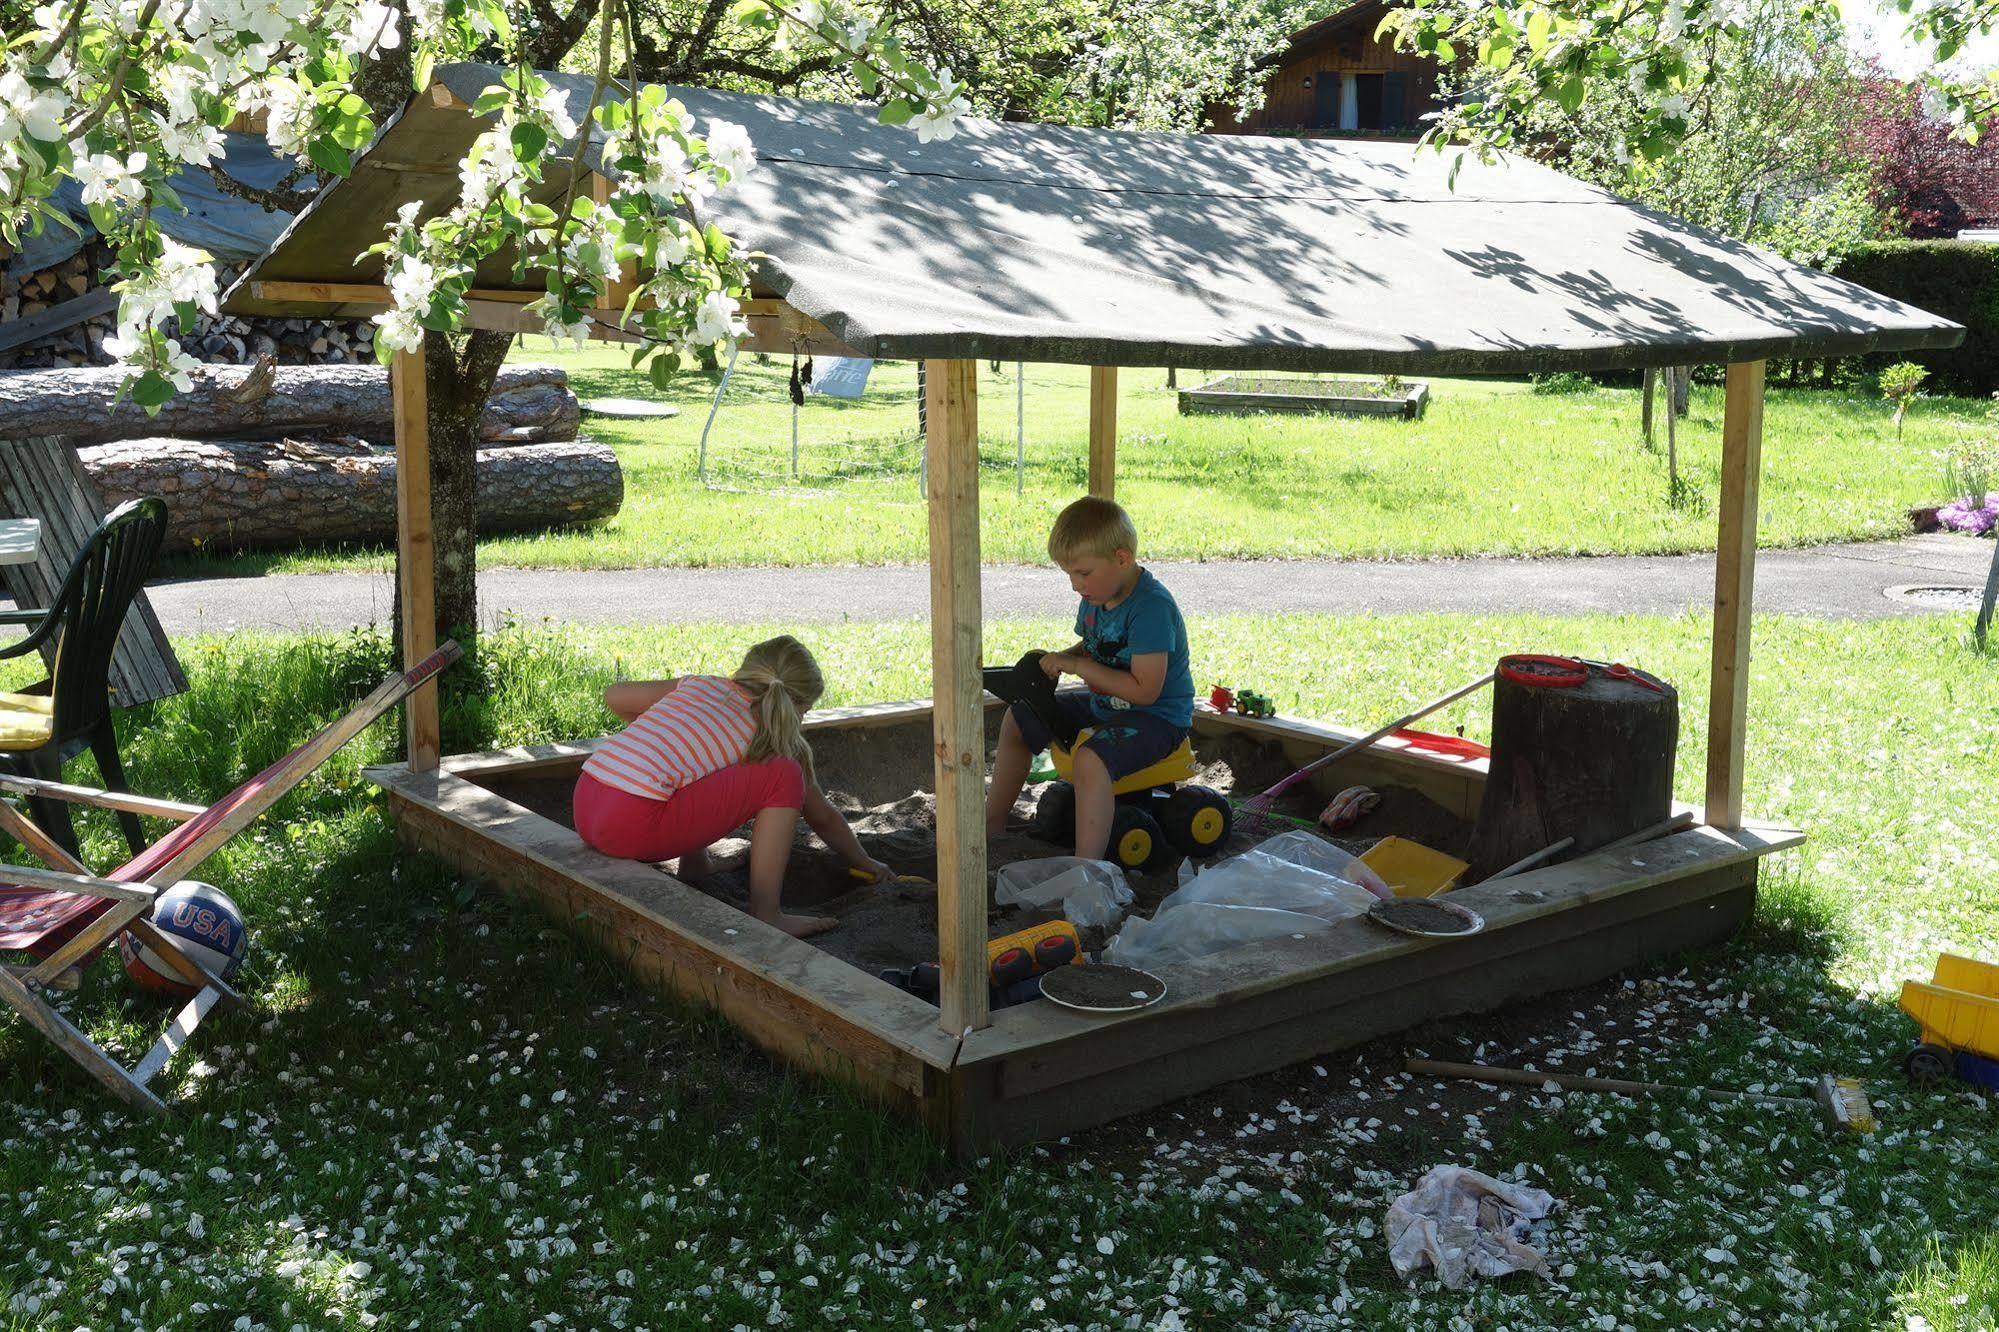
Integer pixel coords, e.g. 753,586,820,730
223,63,1963,373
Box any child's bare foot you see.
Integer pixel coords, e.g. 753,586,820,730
761,911,837,939
676,849,714,881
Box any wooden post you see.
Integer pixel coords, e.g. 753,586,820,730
1088,366,1117,498
1641,367,1656,449
925,360,988,1035
1705,360,1765,830
393,347,440,773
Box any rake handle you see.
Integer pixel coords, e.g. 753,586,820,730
1258,671,1496,804
1405,1058,1811,1109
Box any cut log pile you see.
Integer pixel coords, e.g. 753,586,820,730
83,438,623,554
1,249,375,369
0,361,620,554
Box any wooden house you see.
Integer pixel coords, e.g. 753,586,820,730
1207,2,1446,138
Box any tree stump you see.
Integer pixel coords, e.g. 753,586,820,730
1464,657,1679,881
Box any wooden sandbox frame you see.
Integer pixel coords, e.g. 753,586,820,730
369,693,1801,1152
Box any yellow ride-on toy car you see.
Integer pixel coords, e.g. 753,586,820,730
984,651,1232,872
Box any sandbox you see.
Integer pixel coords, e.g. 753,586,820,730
367,698,1801,1153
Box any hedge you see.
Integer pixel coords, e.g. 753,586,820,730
1830,240,1999,397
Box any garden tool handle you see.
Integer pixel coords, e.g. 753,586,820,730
1267,672,1496,800
1405,1058,1811,1109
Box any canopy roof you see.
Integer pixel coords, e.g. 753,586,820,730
225,62,1962,373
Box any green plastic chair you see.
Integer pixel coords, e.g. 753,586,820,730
0,497,168,857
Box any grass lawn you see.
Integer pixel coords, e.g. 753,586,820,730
170,350,1983,576
2,613,1996,1329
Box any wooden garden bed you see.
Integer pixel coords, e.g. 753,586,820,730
1178,375,1430,419
367,698,1799,1154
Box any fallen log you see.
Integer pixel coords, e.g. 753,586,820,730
0,362,579,446
80,437,621,554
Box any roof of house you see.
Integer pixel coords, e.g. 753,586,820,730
222,62,1963,373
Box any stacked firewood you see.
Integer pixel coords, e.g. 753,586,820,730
0,243,374,369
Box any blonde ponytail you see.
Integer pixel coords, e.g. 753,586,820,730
733,635,823,782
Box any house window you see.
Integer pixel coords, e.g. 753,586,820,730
1313,71,1411,132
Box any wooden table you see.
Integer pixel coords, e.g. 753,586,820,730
0,519,42,567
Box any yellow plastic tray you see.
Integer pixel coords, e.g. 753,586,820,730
1360,836,1469,899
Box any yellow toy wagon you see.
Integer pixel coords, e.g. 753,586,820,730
1899,954,1999,1086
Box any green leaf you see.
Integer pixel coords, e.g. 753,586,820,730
649,354,678,390
512,122,548,162
308,136,353,177
703,222,731,261
174,300,197,329
130,370,177,412
413,47,435,92
1526,8,1552,52
1556,75,1584,113
598,98,631,131
471,87,512,117
876,98,916,126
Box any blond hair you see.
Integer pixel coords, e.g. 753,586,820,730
732,634,824,781
1047,496,1138,564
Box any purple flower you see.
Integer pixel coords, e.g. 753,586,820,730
1938,491,1999,535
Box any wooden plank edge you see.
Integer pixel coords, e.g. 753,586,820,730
368,764,961,1070
958,821,1790,1070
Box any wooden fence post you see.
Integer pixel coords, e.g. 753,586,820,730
926,359,988,1035
1089,366,1117,498
1705,360,1765,829
393,346,440,773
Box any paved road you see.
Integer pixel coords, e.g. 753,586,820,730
122,534,1996,635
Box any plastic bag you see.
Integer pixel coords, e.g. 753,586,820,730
1105,902,1334,969
993,857,1130,911
1181,828,1391,899
1063,876,1135,932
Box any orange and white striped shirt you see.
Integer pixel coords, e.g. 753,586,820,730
582,675,758,801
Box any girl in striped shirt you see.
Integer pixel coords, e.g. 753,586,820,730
573,635,890,938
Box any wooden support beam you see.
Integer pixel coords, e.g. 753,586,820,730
739,298,866,359
0,774,204,822
1088,366,1117,498
1706,360,1765,830
393,347,441,773
925,359,988,1037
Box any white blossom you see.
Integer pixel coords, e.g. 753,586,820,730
692,289,741,344
0,70,68,142
706,120,756,183
74,151,149,210
340,0,403,56
156,112,226,166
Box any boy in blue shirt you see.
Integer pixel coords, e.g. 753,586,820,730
986,496,1195,861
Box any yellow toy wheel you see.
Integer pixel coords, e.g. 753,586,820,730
1109,804,1167,872
1162,785,1234,856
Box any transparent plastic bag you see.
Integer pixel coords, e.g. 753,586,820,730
1105,903,1333,969
1179,829,1391,900
1063,876,1135,932
993,857,1130,911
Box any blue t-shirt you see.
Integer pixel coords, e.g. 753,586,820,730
1075,567,1195,729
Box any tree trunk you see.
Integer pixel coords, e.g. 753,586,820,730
424,329,515,638
1463,659,1679,882
0,362,578,446
78,436,622,554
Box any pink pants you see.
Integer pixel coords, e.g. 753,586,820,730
573,759,805,862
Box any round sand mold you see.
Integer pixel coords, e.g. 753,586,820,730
1367,897,1484,937
1040,964,1167,1013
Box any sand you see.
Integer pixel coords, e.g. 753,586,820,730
473,745,1476,981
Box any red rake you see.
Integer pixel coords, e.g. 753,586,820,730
1233,672,1496,840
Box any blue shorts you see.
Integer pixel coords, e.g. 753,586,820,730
1011,690,1188,783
